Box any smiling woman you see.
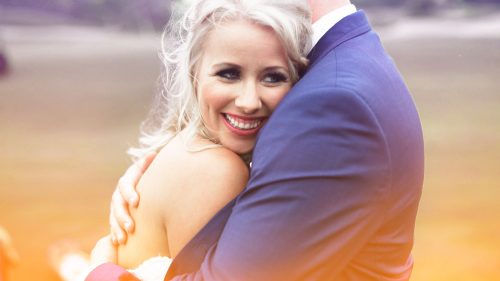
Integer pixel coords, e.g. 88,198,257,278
113,0,312,276
50,0,312,280
196,20,294,155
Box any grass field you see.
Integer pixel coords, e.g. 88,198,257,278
385,37,500,280
0,22,499,280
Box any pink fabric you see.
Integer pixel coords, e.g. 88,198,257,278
85,263,139,281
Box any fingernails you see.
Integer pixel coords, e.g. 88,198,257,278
130,195,139,207
111,235,118,245
125,222,133,233
117,233,124,244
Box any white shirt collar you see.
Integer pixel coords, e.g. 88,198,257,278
311,4,357,49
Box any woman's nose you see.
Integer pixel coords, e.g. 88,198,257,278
235,82,262,114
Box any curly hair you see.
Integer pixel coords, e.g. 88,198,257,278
128,0,312,161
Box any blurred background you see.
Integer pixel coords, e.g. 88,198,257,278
0,0,499,280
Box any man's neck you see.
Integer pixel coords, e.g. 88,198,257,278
309,0,352,23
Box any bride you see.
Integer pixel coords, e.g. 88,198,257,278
51,0,312,280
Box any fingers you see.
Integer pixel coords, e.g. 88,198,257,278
109,152,157,245
116,151,157,209
109,191,130,245
109,212,127,246
122,151,157,207
114,178,135,234
118,166,140,208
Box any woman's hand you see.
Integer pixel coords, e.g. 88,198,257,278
90,236,117,265
109,152,157,245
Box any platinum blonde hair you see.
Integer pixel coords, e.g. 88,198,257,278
128,0,312,161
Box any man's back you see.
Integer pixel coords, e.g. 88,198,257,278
309,12,423,279
208,11,424,280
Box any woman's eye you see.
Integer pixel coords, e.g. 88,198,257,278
263,72,289,84
216,69,240,81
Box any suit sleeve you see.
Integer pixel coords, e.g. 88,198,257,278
168,89,392,281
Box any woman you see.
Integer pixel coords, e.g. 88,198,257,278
52,0,312,280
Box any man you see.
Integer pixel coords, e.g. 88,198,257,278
87,0,424,280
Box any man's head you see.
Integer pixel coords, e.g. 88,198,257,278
307,0,352,22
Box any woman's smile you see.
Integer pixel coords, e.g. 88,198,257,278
221,113,267,136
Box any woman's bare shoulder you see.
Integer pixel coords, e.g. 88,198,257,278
160,135,249,256
170,134,249,194
140,134,249,212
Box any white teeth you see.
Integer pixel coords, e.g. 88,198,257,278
225,114,261,130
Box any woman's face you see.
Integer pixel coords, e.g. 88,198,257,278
196,20,293,155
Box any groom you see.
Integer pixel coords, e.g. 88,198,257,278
87,0,424,280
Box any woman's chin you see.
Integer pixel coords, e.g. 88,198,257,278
222,140,255,157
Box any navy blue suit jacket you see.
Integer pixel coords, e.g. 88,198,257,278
87,10,424,281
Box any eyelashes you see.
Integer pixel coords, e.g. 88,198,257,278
262,72,289,84
216,68,240,81
214,68,289,84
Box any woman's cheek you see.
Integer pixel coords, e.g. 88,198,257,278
266,86,292,112
200,83,234,111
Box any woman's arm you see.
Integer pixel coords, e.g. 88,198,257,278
116,135,249,267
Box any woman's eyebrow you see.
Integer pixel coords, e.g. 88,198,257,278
211,62,241,70
263,66,289,72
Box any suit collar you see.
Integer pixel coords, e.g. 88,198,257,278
311,4,357,48
307,10,372,66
